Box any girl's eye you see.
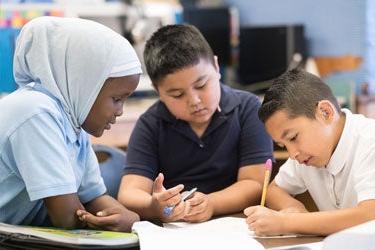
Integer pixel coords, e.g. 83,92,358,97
113,97,122,102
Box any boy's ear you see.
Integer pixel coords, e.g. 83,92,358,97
316,100,335,122
213,56,221,79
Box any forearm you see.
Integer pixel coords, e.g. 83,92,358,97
266,183,307,212
209,179,262,216
118,189,157,220
44,194,87,229
284,202,375,235
85,195,119,214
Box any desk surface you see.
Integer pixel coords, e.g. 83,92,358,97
257,236,323,249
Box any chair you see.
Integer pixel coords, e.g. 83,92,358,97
92,144,126,198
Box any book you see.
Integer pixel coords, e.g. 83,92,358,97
0,222,138,250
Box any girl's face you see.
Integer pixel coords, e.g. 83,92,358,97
82,74,139,137
157,58,221,130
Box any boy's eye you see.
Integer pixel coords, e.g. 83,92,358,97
171,93,183,98
196,83,206,89
289,134,298,142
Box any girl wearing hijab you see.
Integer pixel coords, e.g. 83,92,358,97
0,16,141,232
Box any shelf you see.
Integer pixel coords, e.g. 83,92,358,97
1,2,128,17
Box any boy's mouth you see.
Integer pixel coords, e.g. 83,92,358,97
302,156,312,165
192,108,207,116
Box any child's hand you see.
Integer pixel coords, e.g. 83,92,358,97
244,205,287,236
151,173,185,222
182,192,214,223
76,206,140,232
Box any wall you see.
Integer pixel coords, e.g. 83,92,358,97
224,0,367,92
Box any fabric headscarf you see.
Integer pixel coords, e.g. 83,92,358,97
13,16,142,132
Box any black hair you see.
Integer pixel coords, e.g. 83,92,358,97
258,69,341,123
143,24,215,87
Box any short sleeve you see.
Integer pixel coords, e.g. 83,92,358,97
7,112,77,201
124,115,159,180
274,159,307,195
353,144,375,203
238,96,274,166
78,140,106,203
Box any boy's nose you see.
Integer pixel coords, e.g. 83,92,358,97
288,147,300,161
188,93,201,106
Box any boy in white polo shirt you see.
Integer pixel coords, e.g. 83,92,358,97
244,69,375,236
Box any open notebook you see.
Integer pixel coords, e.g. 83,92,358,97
0,222,138,250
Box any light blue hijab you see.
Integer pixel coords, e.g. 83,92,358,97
13,16,142,132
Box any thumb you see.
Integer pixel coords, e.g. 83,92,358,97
96,206,122,217
153,173,165,193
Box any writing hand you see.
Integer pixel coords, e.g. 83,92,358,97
244,205,287,236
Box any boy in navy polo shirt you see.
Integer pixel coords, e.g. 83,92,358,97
118,24,273,222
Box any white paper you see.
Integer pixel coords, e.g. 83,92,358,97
133,219,265,250
163,217,300,238
323,219,375,250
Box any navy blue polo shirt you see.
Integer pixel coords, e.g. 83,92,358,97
124,84,273,194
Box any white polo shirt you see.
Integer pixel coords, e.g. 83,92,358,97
275,109,375,211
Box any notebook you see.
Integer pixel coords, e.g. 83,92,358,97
0,222,138,250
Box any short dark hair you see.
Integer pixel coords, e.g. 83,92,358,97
143,24,215,87
258,69,341,123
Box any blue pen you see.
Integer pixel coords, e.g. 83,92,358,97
163,187,197,216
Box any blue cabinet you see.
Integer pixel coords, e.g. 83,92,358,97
0,28,20,93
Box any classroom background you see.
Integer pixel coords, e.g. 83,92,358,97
1,0,374,200
2,1,375,248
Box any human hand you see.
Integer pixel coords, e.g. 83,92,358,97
183,192,214,223
76,206,139,232
244,205,288,236
151,173,185,222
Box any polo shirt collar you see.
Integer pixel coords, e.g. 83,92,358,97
326,109,352,175
155,84,241,123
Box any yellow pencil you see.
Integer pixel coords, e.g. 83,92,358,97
260,159,272,206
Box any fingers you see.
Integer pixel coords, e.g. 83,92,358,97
158,185,184,202
153,173,165,193
95,206,123,217
183,193,213,222
184,196,206,216
244,205,262,216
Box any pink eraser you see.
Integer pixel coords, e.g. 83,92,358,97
265,159,272,171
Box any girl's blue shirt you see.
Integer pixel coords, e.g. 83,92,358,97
0,84,106,225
